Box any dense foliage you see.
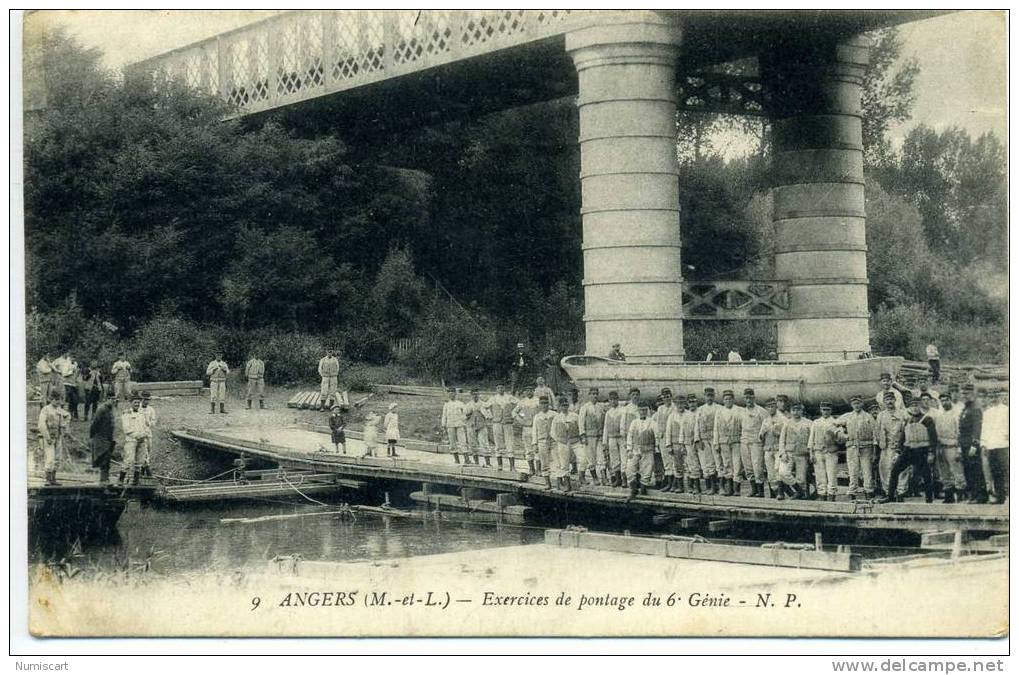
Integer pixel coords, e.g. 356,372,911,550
24,25,1007,386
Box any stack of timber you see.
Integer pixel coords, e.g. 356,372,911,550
899,361,1008,391
286,390,350,410
161,468,366,504
135,380,204,397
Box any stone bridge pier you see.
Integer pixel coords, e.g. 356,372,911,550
568,13,872,362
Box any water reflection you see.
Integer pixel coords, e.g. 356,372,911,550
30,502,545,576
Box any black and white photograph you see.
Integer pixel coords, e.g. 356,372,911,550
13,7,1009,647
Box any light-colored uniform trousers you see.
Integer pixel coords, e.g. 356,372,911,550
555,441,578,479
813,451,839,496
717,442,740,481
123,435,143,473
694,440,715,478
246,377,265,401
468,424,490,455
41,437,62,472
521,428,534,460
535,439,552,476
492,423,515,457
209,380,227,403
846,444,875,494
740,441,766,483
626,451,655,487
446,427,467,455
879,446,908,496
605,436,623,473
114,378,132,401
937,444,967,490
579,436,602,473
320,375,338,402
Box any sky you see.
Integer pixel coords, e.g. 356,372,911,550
25,9,1007,148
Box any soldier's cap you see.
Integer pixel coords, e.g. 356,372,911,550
920,392,933,400
704,387,715,394
777,394,789,401
743,388,755,396
883,391,896,399
538,395,550,403
660,387,672,396
49,391,62,400
722,389,734,397
868,402,880,410
880,372,892,379
977,387,988,394
130,394,141,401
588,387,599,394
557,397,570,407
686,393,697,401
141,390,151,399
608,391,619,398
908,400,923,411
655,394,665,404
791,402,804,410
819,401,832,409
948,382,960,392
764,398,777,406
628,387,641,395
331,405,341,411
939,393,951,400
850,395,862,403
919,382,929,390
962,383,976,392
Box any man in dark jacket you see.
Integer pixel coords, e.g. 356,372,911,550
957,383,985,503
510,343,529,396
83,361,104,421
89,399,116,484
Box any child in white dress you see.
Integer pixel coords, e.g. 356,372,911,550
362,411,380,458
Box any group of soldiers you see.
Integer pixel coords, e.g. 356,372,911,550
36,385,156,487
438,372,1009,505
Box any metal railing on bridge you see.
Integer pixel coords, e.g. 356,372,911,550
130,10,586,117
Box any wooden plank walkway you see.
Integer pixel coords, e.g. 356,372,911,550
170,426,1009,534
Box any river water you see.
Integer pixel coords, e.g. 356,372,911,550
30,497,925,576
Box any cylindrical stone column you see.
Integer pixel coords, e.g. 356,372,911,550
567,13,684,362
764,36,872,361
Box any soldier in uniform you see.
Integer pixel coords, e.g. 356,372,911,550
89,399,116,484
138,390,156,477
37,391,67,485
533,376,555,406
713,390,741,496
876,390,907,498
509,343,529,396
664,395,690,493
601,391,626,487
693,387,720,494
440,387,468,465
739,388,769,497
206,353,230,414
779,402,812,498
759,398,786,498
980,390,1009,504
882,401,937,503
513,387,539,476
625,399,658,501
464,388,491,461
245,353,266,409
488,384,517,470
679,393,702,493
808,401,841,501
550,397,580,491
957,383,985,503
35,353,53,402
578,387,607,485
531,396,555,487
652,389,677,490
933,392,965,503
120,395,147,485
317,350,341,411
82,361,105,421
840,395,877,499
111,352,133,404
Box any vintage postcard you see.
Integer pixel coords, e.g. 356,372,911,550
17,8,1008,641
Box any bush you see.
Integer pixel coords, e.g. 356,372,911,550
870,304,1007,364
25,300,125,374
343,363,416,392
683,321,777,361
330,326,392,365
401,307,502,383
129,316,223,382
249,330,332,385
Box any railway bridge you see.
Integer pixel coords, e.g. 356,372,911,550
131,9,937,361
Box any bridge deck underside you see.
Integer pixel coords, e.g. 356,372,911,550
172,426,1008,534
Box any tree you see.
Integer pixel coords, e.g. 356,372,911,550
860,28,920,166
371,247,429,338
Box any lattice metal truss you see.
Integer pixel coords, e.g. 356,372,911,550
133,10,579,116
677,72,771,117
683,281,789,320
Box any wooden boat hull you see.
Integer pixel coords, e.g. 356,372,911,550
559,356,905,407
